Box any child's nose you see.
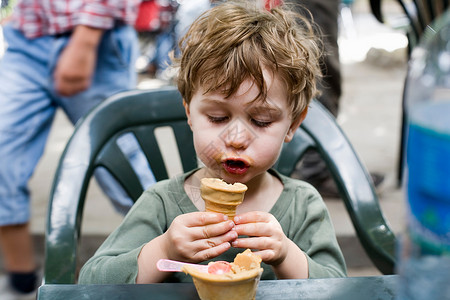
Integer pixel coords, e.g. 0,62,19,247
223,120,253,149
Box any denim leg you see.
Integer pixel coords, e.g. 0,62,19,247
49,25,146,214
0,26,56,225
95,133,156,215
152,29,174,72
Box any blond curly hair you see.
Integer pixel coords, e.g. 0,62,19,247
173,1,322,120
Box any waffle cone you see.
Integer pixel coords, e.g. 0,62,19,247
200,178,247,219
182,249,263,300
186,267,262,300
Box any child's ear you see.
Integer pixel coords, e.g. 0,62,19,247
183,100,193,128
284,107,308,142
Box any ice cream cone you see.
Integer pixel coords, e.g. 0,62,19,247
185,266,262,300
183,249,263,300
200,178,247,219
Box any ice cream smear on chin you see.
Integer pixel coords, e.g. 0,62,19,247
200,178,247,219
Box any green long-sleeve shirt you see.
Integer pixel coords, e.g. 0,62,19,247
79,169,346,283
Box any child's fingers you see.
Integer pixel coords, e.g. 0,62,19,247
192,242,232,262
183,230,237,262
192,220,236,240
232,236,285,265
243,249,273,263
233,221,272,237
231,236,272,250
185,211,229,227
195,229,238,250
234,211,271,224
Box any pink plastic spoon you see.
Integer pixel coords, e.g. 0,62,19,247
157,259,209,273
157,259,232,274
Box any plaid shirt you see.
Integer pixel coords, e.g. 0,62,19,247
10,0,141,38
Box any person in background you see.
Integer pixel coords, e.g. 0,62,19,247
287,0,384,196
149,0,212,81
1,0,12,56
0,0,141,297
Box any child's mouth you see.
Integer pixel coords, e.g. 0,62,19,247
222,159,250,175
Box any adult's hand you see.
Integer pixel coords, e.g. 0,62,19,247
53,25,103,96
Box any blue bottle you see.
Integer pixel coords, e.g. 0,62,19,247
397,10,450,300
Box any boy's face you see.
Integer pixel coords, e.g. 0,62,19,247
184,70,306,185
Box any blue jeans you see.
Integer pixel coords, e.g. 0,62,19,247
0,24,141,225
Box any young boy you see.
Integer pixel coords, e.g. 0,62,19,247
79,1,346,284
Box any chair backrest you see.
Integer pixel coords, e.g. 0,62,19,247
44,86,396,284
275,100,396,275
44,87,196,284
370,0,449,52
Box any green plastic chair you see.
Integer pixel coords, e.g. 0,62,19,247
370,0,449,53
43,86,396,284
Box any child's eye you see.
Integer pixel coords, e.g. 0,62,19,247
208,115,229,123
251,119,272,128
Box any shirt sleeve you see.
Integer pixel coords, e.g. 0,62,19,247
286,183,347,278
77,0,141,29
78,189,167,284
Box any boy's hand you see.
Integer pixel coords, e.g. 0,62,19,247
54,25,103,96
231,211,289,266
162,212,237,263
